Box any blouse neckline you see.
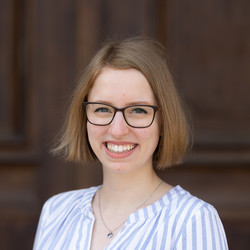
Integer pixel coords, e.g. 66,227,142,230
80,185,184,223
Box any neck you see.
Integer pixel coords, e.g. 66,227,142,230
100,166,161,208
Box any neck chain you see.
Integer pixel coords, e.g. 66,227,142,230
98,180,163,239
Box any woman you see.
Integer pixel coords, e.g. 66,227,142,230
33,37,228,249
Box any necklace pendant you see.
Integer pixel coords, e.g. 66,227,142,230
107,232,113,238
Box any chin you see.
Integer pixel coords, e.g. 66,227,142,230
101,160,133,173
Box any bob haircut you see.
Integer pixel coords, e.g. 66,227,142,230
53,37,191,170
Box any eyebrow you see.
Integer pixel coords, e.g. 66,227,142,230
89,100,155,106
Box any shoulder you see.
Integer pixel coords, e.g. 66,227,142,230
163,186,223,235
41,186,99,219
167,185,223,229
33,186,100,249
167,185,217,216
167,186,228,249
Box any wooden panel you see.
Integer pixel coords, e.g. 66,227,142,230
0,0,25,145
163,1,250,249
0,0,40,249
33,0,77,199
97,0,157,38
166,0,250,147
75,0,160,70
0,164,39,220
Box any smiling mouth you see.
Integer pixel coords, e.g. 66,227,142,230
106,142,137,154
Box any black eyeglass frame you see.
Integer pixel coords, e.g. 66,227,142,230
83,102,160,128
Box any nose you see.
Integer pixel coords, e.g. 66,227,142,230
109,111,129,138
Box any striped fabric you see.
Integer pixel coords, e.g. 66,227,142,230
33,185,228,250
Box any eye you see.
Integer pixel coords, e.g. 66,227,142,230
95,107,112,113
131,107,148,114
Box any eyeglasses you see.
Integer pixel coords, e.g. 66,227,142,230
83,102,160,128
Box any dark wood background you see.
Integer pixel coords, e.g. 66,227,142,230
0,0,249,249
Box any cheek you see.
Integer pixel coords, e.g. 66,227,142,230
139,126,160,146
86,124,97,146
87,123,106,144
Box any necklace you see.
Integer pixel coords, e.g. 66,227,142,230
98,180,163,239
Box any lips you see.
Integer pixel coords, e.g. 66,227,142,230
106,142,137,154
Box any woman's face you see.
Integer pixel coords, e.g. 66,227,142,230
87,67,161,174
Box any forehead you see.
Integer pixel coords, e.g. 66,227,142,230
88,67,156,105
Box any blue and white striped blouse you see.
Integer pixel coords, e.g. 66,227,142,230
33,185,228,249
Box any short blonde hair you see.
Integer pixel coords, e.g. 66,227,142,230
53,37,191,170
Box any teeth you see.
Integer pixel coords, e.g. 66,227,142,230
107,143,136,153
